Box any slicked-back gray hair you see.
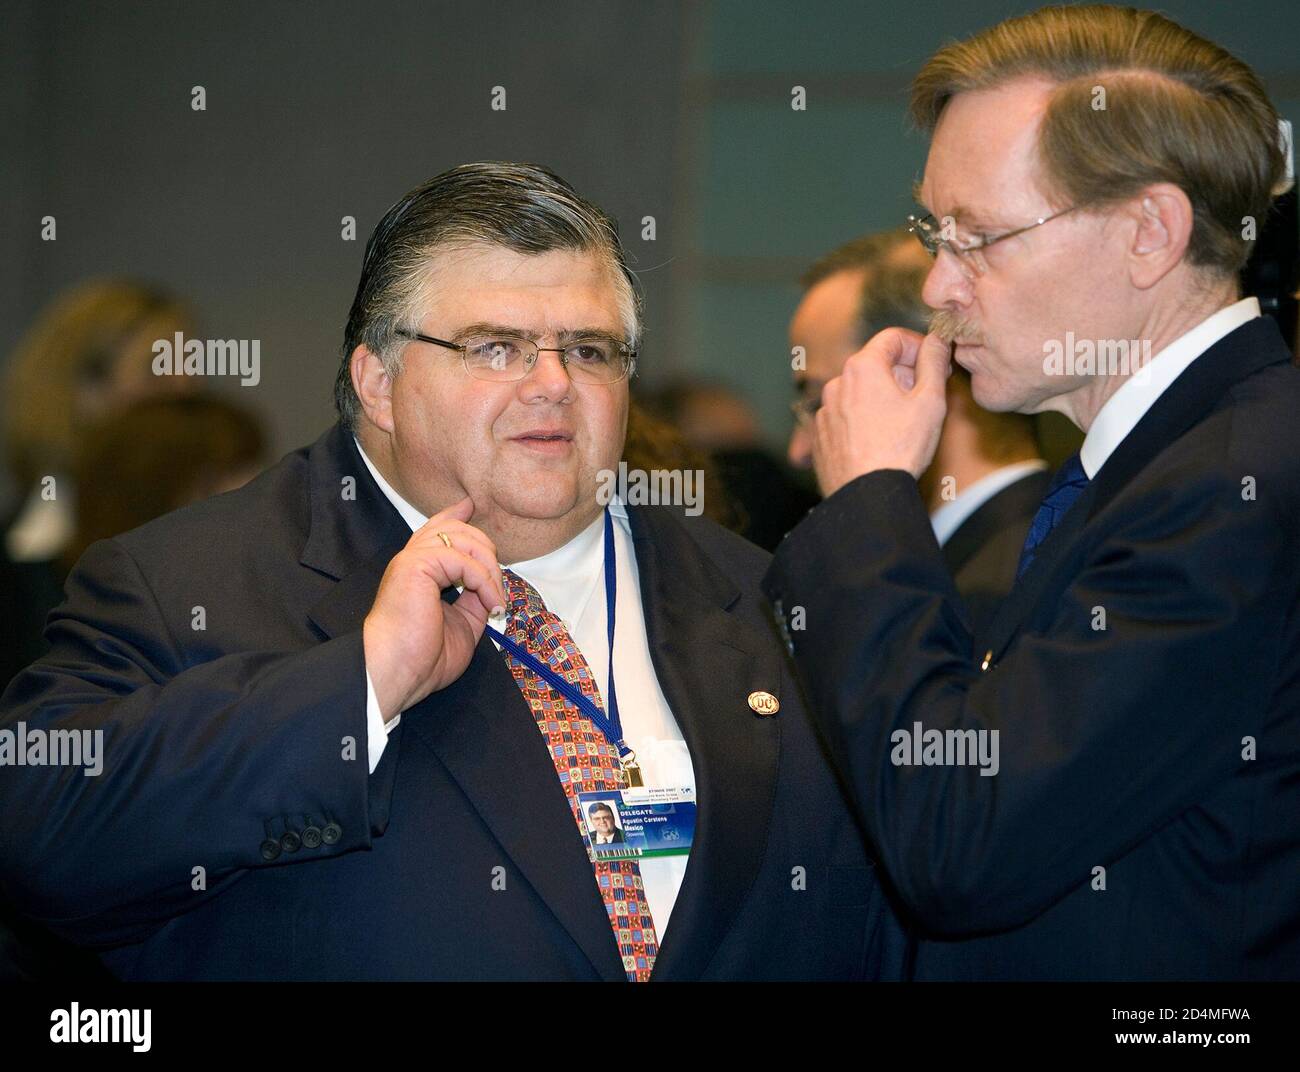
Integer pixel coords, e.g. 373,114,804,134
336,161,642,429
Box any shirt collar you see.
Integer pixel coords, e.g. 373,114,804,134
929,458,1049,547
1079,296,1259,479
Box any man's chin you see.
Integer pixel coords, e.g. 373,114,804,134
492,479,584,522
969,369,1032,414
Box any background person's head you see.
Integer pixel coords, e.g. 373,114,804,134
788,228,932,471
3,279,196,499
911,3,1288,425
68,394,267,570
340,162,641,561
789,228,1039,502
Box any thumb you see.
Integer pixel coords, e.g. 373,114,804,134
441,495,475,522
913,332,953,395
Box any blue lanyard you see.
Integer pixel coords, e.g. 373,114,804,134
486,510,628,760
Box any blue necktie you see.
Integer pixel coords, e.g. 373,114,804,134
1015,453,1090,580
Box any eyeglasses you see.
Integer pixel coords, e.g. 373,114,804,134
395,329,637,384
906,204,1082,279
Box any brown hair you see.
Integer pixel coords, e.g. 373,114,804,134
3,280,194,493
911,4,1287,275
68,394,266,569
622,399,741,530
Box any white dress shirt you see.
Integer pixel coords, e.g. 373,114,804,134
929,459,1050,547
354,439,695,933
1080,297,1260,478
5,473,75,562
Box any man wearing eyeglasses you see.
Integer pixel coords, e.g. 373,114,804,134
0,162,907,981
764,5,1300,980
787,227,1048,636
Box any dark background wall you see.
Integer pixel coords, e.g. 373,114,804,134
3,0,1299,506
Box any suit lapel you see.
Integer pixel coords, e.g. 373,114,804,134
298,427,785,980
979,316,1292,664
626,506,783,980
941,468,1050,576
300,425,623,980
401,638,628,981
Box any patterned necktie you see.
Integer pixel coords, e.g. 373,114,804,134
496,566,660,982
1015,452,1091,580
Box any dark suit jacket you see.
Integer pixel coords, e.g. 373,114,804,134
0,422,908,981
763,316,1300,980
940,468,1051,638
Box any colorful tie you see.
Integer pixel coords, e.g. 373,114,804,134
497,567,660,982
1015,452,1091,580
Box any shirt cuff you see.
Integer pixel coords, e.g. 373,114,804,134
365,668,401,775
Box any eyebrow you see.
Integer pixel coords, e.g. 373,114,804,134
911,179,997,228
450,322,624,344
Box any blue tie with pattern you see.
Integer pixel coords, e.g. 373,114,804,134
1015,453,1090,580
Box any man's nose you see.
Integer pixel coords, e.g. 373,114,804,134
921,248,974,311
518,348,572,399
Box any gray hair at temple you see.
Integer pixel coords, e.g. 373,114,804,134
335,161,643,430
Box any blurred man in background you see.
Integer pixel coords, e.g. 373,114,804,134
789,228,1047,633
639,381,816,551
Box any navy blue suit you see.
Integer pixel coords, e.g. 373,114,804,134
0,424,908,980
764,316,1300,980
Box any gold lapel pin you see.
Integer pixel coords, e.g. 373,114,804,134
748,690,780,716
980,650,993,672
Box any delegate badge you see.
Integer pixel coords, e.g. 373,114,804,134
577,787,696,859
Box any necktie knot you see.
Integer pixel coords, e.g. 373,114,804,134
501,567,544,618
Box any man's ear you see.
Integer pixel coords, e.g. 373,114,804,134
1125,183,1195,290
351,344,396,433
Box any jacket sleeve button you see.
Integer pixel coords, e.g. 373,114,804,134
321,822,342,845
280,830,302,853
259,838,282,862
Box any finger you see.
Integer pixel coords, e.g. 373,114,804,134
883,327,926,370
428,548,504,615
449,583,492,631
432,521,506,609
913,331,953,395
423,495,475,527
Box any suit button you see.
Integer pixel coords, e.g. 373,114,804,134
280,830,302,853
260,838,281,862
321,822,342,845
301,825,323,849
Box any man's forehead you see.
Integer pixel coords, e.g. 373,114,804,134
918,77,1055,221
422,242,624,329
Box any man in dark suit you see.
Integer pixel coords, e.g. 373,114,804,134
0,162,905,981
788,228,1047,635
764,5,1300,979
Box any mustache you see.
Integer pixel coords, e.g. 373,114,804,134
929,310,982,344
